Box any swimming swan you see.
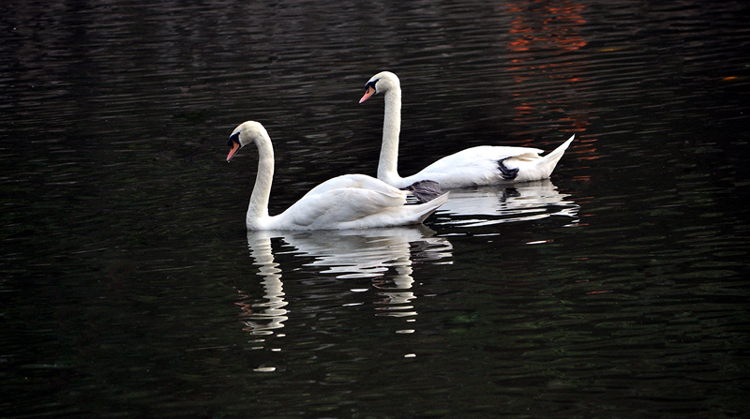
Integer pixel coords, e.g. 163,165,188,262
227,121,448,230
359,71,575,189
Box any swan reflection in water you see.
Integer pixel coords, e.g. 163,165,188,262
238,232,288,336
240,226,453,336
435,179,579,227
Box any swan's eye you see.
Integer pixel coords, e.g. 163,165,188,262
364,79,379,93
228,131,241,147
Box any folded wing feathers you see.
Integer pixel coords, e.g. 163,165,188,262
403,180,444,203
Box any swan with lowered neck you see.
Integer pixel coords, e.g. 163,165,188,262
227,121,448,230
359,71,575,189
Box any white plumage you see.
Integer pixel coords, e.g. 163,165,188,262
360,71,575,189
227,121,448,230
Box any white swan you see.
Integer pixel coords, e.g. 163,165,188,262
227,121,448,230
359,71,575,189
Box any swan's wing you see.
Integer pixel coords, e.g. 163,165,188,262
301,174,404,199
425,146,544,170
411,146,544,188
281,186,408,228
269,174,446,229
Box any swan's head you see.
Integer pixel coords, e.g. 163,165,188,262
359,71,400,103
226,121,269,162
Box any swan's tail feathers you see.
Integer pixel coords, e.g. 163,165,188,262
404,180,444,203
413,191,449,224
539,134,575,178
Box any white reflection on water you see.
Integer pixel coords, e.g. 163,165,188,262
241,232,289,336
435,179,579,227
242,226,452,335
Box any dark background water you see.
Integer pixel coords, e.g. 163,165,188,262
2,1,750,418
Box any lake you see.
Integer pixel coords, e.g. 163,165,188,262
2,0,750,418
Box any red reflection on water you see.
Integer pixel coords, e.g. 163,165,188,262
507,1,587,58
505,0,591,144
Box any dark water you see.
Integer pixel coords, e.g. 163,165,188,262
2,1,750,418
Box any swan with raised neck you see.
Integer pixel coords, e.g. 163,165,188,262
360,71,575,189
227,120,448,230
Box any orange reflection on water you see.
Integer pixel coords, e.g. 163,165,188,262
507,1,587,56
505,0,590,142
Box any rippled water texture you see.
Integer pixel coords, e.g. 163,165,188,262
2,1,750,418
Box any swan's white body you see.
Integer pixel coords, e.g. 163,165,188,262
360,71,575,189
227,121,448,231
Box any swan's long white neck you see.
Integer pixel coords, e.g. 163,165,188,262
377,85,403,185
247,135,274,226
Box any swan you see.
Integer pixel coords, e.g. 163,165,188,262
226,121,449,230
359,71,575,189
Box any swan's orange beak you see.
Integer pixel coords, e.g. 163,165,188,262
227,141,241,162
359,86,376,103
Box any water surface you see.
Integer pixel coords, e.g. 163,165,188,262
2,1,750,418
